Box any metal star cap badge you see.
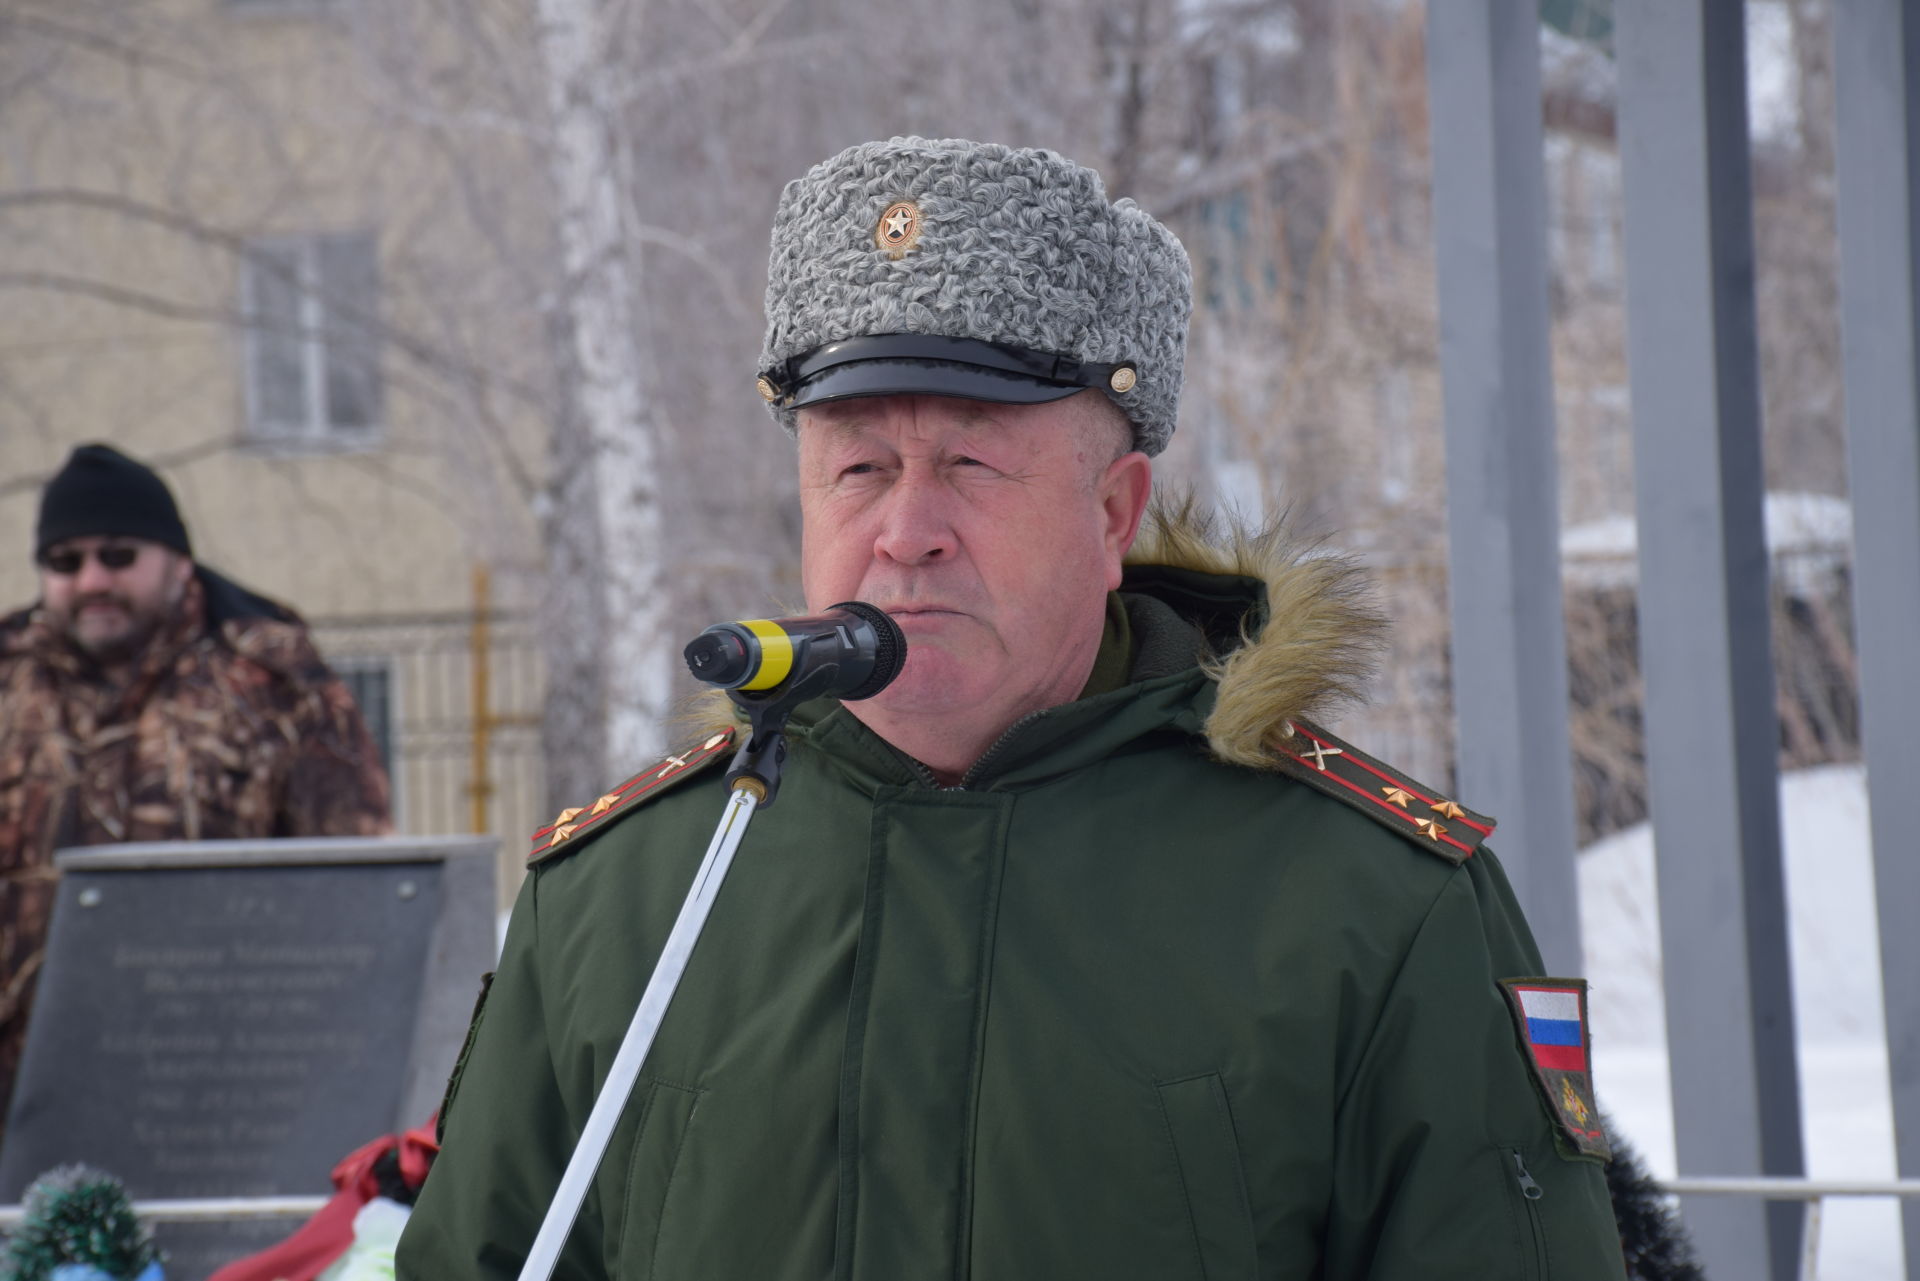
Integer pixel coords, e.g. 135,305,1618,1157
875,200,922,258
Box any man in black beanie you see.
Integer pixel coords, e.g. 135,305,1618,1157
0,443,393,1143
28,443,197,668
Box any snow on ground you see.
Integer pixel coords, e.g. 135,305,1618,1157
1581,764,1905,1279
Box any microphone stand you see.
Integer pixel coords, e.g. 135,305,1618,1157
516,668,834,1281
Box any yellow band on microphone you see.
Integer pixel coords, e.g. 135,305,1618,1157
738,619,795,691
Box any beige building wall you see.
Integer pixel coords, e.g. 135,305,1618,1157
0,0,554,895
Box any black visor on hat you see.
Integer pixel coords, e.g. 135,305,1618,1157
760,334,1132,412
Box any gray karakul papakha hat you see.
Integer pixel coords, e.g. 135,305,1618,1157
757,136,1193,457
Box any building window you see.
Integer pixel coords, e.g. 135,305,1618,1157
335,658,398,804
241,233,382,445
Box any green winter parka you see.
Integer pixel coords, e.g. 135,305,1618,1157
397,510,1628,1281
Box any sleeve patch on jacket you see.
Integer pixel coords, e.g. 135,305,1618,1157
528,726,738,865
1498,978,1612,1162
1271,719,1495,864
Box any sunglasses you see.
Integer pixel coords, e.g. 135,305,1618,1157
40,545,142,575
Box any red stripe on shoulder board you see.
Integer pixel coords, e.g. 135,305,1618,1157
577,741,727,833
529,729,737,855
1290,726,1495,837
1293,726,1440,803
1280,745,1479,856
530,761,668,841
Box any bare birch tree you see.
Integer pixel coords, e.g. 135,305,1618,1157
533,0,672,790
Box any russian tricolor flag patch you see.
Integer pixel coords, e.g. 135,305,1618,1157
1498,978,1611,1161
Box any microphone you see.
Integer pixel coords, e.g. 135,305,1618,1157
683,600,907,701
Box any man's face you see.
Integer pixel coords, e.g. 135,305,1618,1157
38,535,193,662
797,391,1151,738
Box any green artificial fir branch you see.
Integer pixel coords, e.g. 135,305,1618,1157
0,1165,160,1281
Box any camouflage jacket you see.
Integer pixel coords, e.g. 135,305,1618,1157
0,567,392,1132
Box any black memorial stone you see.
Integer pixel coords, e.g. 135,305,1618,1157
0,838,490,1279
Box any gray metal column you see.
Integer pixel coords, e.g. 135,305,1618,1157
1615,3,1804,1279
1423,4,1582,975
1833,3,1920,1272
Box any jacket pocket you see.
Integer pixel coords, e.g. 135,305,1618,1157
1157,1074,1257,1281
613,1080,702,1281
1502,1145,1549,1281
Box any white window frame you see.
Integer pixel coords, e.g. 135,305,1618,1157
240,232,382,448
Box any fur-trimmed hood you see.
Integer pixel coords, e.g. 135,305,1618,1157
1124,496,1385,771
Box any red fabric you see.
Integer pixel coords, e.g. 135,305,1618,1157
204,1118,440,1281
1531,1042,1588,1073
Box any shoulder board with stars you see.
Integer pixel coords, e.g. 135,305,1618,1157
528,727,737,866
1271,719,1495,865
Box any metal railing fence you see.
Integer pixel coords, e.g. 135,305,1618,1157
1427,3,1920,1275
1660,1179,1920,1281
310,602,546,904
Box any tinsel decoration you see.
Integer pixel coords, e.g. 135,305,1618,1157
1603,1116,1706,1281
0,1165,161,1281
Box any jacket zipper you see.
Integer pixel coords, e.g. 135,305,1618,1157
1507,1148,1548,1279
897,752,945,789
890,708,1054,792
958,710,1051,788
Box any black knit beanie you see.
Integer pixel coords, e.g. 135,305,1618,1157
34,443,193,560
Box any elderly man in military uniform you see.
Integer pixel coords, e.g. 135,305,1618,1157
400,138,1628,1279
0,443,391,1140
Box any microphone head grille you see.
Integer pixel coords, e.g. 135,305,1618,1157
830,600,907,700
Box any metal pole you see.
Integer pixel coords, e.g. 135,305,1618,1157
0,1196,331,1229
1423,2,1583,973
1615,3,1804,1278
1831,2,1920,1271
1661,1178,1920,1198
469,563,494,835
1798,1199,1821,1281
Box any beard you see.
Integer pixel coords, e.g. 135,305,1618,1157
60,585,182,665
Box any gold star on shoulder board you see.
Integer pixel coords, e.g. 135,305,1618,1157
590,792,620,816
1431,799,1467,820
549,822,577,846
1414,818,1447,842
552,806,585,826
1381,787,1414,808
